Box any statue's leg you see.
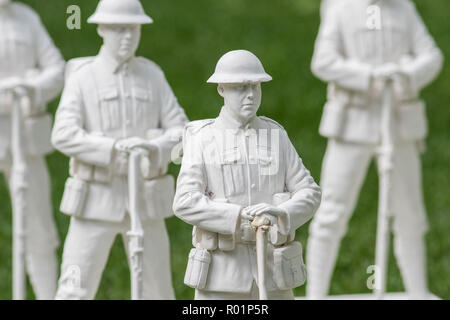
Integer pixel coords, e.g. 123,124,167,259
307,139,373,299
389,142,429,299
22,156,59,300
55,217,119,300
4,155,59,300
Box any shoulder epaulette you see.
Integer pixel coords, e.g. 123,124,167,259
135,56,160,70
259,116,285,130
185,119,215,135
65,57,95,80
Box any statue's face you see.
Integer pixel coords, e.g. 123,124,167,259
98,24,141,62
219,83,262,123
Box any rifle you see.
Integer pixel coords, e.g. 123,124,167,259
127,150,146,300
253,215,270,300
10,88,30,300
374,80,395,299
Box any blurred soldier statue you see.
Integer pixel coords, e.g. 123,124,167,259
173,50,322,300
52,0,188,299
307,0,443,299
0,0,65,299
320,0,334,20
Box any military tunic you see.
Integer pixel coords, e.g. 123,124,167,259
174,107,321,296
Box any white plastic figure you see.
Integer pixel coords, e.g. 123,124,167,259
52,0,188,299
0,0,65,299
307,0,443,299
173,50,322,300
320,0,334,20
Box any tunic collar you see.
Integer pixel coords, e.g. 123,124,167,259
215,106,261,134
97,46,133,75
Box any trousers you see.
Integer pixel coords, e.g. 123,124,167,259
55,215,175,300
307,139,428,299
0,154,59,300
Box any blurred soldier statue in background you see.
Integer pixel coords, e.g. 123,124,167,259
52,0,188,299
308,0,443,299
0,0,65,299
174,50,321,300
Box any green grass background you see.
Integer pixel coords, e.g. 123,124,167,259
0,0,448,300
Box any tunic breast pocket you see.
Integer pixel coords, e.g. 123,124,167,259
220,148,245,197
384,25,408,60
5,32,34,66
99,88,120,131
257,147,279,192
132,87,151,128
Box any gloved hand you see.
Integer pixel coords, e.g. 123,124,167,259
0,76,38,116
112,148,129,176
114,137,150,153
371,63,409,99
241,202,287,230
113,137,146,176
372,63,402,80
113,137,160,176
250,215,272,231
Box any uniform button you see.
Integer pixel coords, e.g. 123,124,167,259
251,183,256,189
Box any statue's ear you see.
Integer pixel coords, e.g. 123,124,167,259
97,25,104,38
217,84,225,98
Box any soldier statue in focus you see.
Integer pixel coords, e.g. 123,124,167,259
307,0,443,299
0,0,65,299
52,0,188,299
173,50,321,300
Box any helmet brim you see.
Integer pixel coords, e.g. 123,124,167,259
88,13,153,25
207,73,272,84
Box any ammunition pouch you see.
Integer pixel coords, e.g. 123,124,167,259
273,241,307,290
184,247,211,289
60,177,88,217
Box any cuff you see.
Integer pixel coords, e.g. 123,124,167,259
277,210,291,236
94,136,116,167
340,61,373,92
224,203,242,235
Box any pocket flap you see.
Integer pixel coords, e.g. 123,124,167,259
221,149,241,164
258,155,273,165
274,241,303,260
134,87,149,101
100,88,119,100
9,32,30,45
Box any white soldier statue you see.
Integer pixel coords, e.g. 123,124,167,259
0,0,65,299
307,0,443,299
52,0,188,299
173,50,322,300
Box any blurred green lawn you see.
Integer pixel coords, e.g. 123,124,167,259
0,0,448,300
